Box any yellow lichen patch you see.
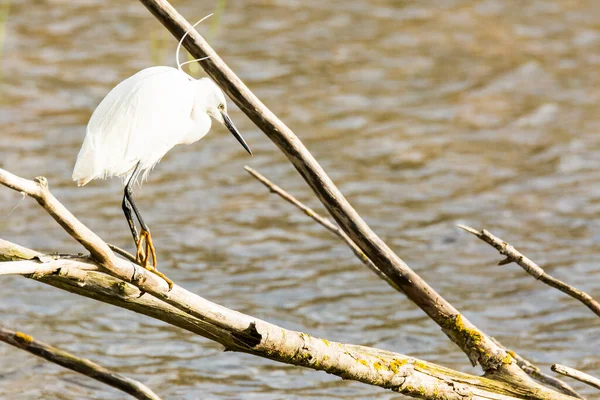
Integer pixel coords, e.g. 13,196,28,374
358,359,369,366
373,362,388,372
502,353,513,364
441,313,487,362
15,332,33,346
390,359,407,373
322,339,330,346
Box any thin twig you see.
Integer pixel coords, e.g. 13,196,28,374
458,225,600,318
552,364,600,391
244,166,393,287
0,325,161,400
108,243,138,263
512,354,584,399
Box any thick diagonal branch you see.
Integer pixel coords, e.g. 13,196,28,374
137,1,548,385
244,166,583,399
459,225,600,318
0,325,161,400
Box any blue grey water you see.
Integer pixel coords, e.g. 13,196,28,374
1,0,600,398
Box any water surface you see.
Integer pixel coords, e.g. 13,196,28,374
1,0,600,398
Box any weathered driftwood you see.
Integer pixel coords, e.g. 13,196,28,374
0,325,161,400
0,169,576,400
0,0,590,398
459,225,600,318
0,251,560,400
552,365,600,391
135,4,569,397
245,167,584,399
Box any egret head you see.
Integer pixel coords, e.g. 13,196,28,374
197,78,252,156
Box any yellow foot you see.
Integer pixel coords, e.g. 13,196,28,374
135,229,174,290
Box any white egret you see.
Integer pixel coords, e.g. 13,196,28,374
72,15,251,289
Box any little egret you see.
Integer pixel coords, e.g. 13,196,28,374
72,15,251,289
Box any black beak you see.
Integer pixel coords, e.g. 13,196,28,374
222,112,252,156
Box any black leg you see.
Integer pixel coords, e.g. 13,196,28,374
122,196,139,245
124,163,149,233
121,162,173,290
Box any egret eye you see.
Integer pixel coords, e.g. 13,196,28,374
217,103,225,111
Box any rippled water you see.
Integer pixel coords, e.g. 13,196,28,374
1,0,600,398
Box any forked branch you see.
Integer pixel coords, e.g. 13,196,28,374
244,166,391,285
458,225,600,318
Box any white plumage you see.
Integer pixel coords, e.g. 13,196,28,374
71,14,251,289
72,66,233,186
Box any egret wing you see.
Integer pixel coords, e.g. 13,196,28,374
73,66,195,185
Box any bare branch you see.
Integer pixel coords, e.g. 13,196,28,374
552,364,600,391
2,240,552,400
0,325,161,400
135,3,554,389
458,225,600,318
244,166,392,286
0,166,574,400
518,358,584,399
245,167,586,400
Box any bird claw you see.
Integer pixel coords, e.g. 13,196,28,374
135,230,174,290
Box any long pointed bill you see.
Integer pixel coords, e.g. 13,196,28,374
222,112,252,156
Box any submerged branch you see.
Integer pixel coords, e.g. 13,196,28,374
459,225,600,318
0,325,161,400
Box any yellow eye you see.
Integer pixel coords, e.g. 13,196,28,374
217,103,225,111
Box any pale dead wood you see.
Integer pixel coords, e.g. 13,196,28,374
137,3,558,392
0,325,161,400
245,165,584,399
0,169,576,399
0,239,536,400
107,243,138,263
458,225,600,318
552,364,600,391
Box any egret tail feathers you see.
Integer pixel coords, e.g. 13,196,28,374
72,136,98,186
